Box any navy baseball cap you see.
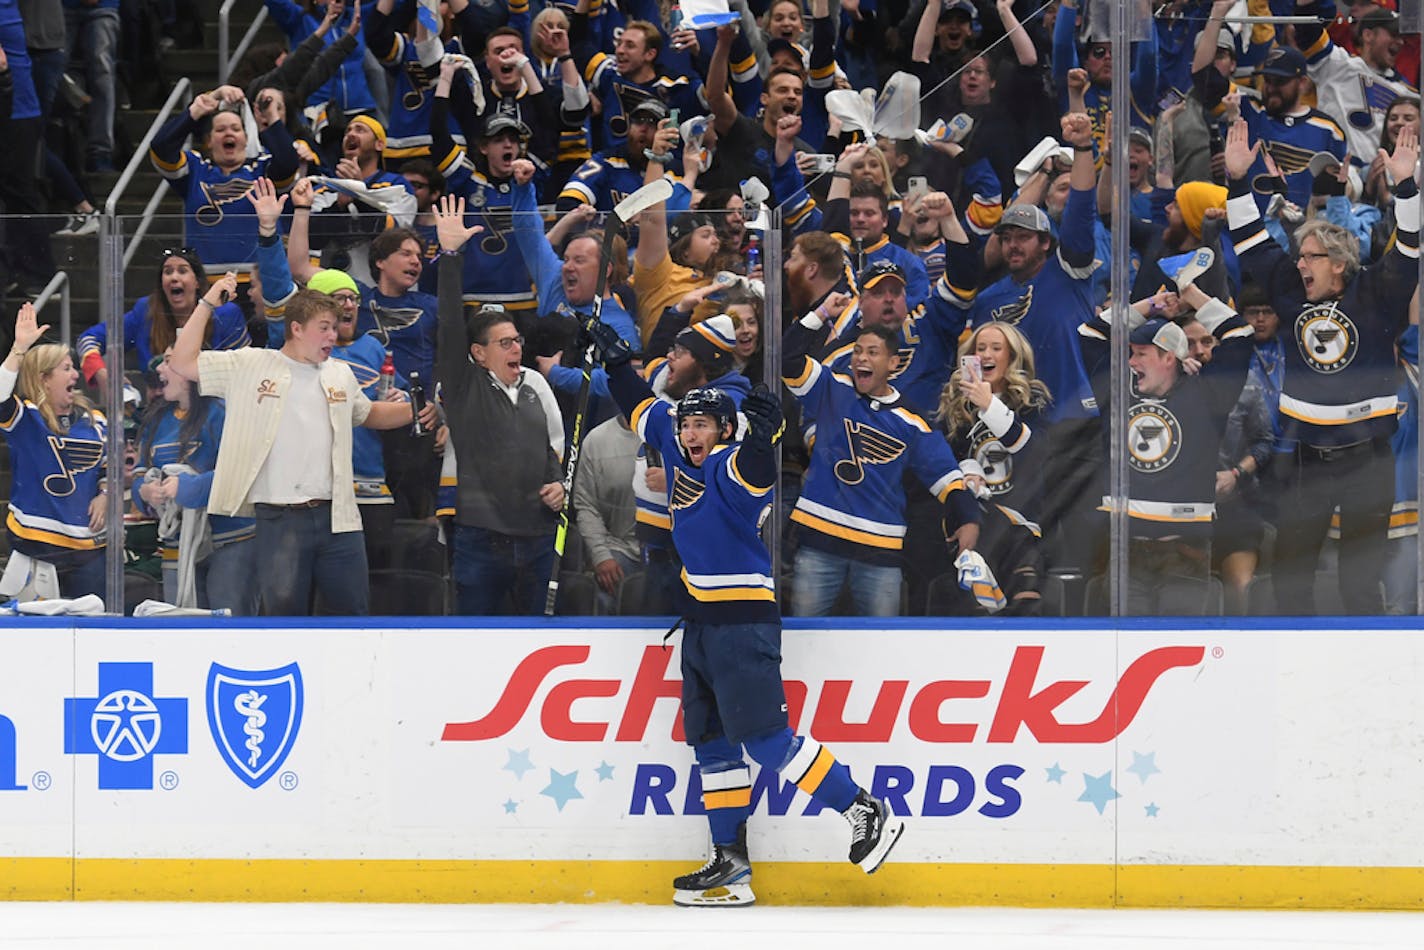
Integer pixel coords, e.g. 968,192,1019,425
1258,45,1307,79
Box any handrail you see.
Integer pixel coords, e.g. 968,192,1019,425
104,77,191,218
31,271,71,349
122,183,177,271
219,1,270,85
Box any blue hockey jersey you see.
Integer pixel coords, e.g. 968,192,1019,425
1,397,106,555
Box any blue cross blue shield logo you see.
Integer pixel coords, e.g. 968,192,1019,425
65,662,188,789
206,663,303,789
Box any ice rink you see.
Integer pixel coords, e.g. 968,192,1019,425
2,902,1422,949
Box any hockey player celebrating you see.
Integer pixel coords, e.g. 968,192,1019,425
587,320,905,907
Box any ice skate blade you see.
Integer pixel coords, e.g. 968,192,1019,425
858,817,905,874
673,883,757,907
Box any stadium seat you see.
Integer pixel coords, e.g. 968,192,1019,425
368,569,447,616
1084,574,1224,616
615,571,653,616
555,571,598,616
388,519,448,576
123,571,163,615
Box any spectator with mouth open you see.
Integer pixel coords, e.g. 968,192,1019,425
149,83,301,281
168,274,416,616
78,246,251,398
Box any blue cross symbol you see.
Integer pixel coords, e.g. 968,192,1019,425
65,663,188,790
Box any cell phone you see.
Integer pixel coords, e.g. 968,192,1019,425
960,354,982,384
668,108,680,127
806,154,838,173
906,176,930,202
1157,87,1184,113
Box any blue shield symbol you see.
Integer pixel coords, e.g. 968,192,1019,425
206,663,303,789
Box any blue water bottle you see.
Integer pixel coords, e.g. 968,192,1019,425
745,233,760,274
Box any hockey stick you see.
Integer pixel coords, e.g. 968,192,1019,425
544,177,675,616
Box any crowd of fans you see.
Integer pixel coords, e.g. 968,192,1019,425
1,0,1421,619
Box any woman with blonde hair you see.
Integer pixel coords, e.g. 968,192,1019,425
938,320,1052,521
0,304,108,600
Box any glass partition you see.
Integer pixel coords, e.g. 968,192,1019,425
5,0,1419,621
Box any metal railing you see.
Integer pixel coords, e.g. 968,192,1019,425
219,0,271,85
31,272,71,349
104,78,191,270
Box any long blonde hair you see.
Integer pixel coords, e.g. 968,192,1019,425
937,322,1051,433
17,343,96,435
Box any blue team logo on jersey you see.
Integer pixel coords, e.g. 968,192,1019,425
206,663,303,789
65,662,188,790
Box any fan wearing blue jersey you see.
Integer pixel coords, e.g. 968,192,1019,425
0,304,107,600
784,319,981,616
149,84,301,275
588,319,905,907
970,111,1102,562
133,355,258,615
78,247,252,397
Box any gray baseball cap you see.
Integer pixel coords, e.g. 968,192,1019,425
994,203,1053,235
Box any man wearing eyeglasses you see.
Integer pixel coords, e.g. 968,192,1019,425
1225,117,1419,615
433,197,568,615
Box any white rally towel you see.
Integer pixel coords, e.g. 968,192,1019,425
307,176,419,228
443,53,485,114
133,599,232,618
17,594,106,616
414,0,445,67
826,72,921,141
681,0,741,30
955,550,1007,613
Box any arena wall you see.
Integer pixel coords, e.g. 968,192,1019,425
1,616,1420,909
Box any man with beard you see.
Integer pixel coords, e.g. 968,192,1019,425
1130,180,1232,301
704,24,810,193
306,114,419,278
557,98,680,216
1200,38,1347,212
824,171,931,308
969,112,1100,560
783,231,859,349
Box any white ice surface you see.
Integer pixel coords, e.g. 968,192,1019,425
0,903,1421,949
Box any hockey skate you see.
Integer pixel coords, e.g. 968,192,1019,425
672,824,755,907
844,789,904,874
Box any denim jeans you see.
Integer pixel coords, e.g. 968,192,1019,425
64,7,119,160
790,546,902,617
452,524,553,616
162,539,260,616
28,46,87,207
255,504,369,616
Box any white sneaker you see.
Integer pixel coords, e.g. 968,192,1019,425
56,212,99,237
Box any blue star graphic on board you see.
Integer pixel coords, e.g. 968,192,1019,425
503,799,519,814
1126,751,1161,784
1078,771,1121,815
503,748,534,780
541,768,584,811
1145,803,1160,818
1045,763,1066,784
595,761,615,781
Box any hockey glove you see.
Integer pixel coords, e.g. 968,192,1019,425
742,385,784,446
585,319,634,369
